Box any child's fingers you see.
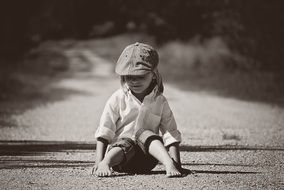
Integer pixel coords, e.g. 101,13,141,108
91,166,98,175
96,171,112,177
171,158,181,170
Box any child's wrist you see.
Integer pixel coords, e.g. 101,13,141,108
172,158,181,169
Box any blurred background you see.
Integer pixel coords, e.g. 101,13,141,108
0,0,283,105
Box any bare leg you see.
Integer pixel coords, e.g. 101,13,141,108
148,139,181,177
96,147,124,177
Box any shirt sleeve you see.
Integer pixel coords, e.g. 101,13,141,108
95,92,120,143
160,99,182,146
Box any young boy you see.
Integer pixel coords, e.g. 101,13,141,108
93,42,182,177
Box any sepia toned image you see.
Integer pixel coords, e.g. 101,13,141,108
0,1,283,189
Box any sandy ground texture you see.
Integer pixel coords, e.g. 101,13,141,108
0,44,284,190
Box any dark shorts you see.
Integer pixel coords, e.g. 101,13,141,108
109,130,163,174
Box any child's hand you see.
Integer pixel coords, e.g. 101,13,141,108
171,159,182,171
172,159,194,175
91,164,98,175
93,161,113,177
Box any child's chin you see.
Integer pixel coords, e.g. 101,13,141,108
131,88,144,94
132,90,142,94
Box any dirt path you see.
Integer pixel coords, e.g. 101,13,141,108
0,46,283,189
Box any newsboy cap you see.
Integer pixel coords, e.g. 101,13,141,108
115,42,159,75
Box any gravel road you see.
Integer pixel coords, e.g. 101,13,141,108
0,46,283,189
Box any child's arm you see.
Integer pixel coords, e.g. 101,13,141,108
93,137,109,172
93,91,120,172
167,142,181,166
160,99,182,167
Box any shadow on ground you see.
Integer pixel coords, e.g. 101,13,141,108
0,141,283,156
0,140,271,176
179,145,284,152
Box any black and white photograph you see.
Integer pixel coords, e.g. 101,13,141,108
0,1,283,189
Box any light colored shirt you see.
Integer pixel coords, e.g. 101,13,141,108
95,86,181,147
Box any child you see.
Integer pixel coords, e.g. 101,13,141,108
93,42,182,177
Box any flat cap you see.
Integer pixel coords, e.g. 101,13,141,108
115,42,159,75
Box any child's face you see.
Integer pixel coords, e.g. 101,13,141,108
125,73,154,94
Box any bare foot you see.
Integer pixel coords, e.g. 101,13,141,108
95,161,113,177
165,162,182,177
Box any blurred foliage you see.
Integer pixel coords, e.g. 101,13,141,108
0,0,283,73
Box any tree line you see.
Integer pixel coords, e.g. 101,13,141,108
0,0,283,72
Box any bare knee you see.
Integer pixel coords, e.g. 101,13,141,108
135,129,163,153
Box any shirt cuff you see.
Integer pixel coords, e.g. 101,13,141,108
162,130,182,147
95,126,115,143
